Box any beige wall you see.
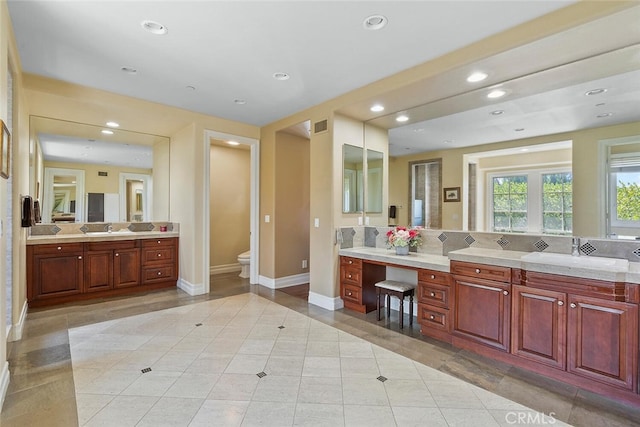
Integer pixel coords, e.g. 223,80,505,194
275,131,310,277
389,122,640,236
44,161,151,194
210,144,251,268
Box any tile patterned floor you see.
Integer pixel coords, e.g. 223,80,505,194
2,273,640,426
68,293,564,426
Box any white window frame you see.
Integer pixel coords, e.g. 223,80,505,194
487,167,572,234
608,153,640,235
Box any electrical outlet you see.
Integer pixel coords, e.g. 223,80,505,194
302,259,308,269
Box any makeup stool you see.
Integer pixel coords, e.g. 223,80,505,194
374,280,416,329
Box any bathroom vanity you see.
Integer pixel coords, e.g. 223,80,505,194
26,232,179,308
339,246,640,406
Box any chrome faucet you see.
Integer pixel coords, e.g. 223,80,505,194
107,224,113,233
572,237,580,257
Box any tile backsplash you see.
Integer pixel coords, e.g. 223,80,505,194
30,221,178,236
340,226,640,262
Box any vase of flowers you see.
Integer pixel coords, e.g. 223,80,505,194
386,226,423,255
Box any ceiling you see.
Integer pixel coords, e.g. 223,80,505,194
8,1,576,128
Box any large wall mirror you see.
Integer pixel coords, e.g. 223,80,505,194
30,116,170,223
342,144,363,214
366,149,383,213
344,9,640,238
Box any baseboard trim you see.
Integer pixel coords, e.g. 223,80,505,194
0,361,9,410
258,273,309,289
308,291,344,311
177,278,205,296
210,263,241,275
8,301,28,342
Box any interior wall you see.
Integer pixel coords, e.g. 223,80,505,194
274,131,310,278
209,144,251,269
389,121,640,236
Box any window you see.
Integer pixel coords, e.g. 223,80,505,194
608,153,640,236
489,169,572,234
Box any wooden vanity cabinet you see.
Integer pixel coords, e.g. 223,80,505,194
339,256,385,313
85,240,140,292
417,269,452,342
451,261,511,352
27,237,178,308
27,243,84,303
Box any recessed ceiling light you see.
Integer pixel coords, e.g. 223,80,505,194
363,15,388,30
121,66,137,74
101,130,114,135
141,20,168,35
467,72,488,83
227,140,240,146
395,114,409,123
597,112,614,118
370,104,384,112
585,88,607,96
106,121,119,128
515,128,525,132
273,72,290,81
487,89,507,99
490,110,504,116
234,99,247,105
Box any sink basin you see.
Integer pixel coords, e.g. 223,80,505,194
86,230,134,236
520,252,629,272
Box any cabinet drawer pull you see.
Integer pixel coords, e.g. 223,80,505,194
115,253,119,257
347,292,352,296
570,303,576,308
430,315,435,320
157,271,162,276
348,260,353,264
157,240,161,244
347,274,352,279
78,256,82,260
57,246,62,250
475,268,481,274
558,301,564,306
503,290,509,296
430,274,435,279
430,292,436,297
157,253,162,257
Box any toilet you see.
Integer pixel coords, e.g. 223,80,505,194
237,250,250,278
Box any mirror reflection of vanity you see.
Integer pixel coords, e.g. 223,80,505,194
30,116,171,224
342,144,385,215
345,18,640,239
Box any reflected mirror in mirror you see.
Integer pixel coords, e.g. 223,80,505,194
366,149,383,213
30,116,170,223
343,144,364,214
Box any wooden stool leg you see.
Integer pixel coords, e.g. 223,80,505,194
386,294,390,318
376,288,381,321
399,296,404,329
409,293,414,326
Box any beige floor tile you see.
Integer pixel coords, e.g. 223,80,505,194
84,395,159,427
120,370,181,396
293,402,344,426
207,373,260,401
225,354,269,374
343,404,396,427
340,357,380,378
391,406,449,427
241,401,295,427
164,373,220,398
342,377,389,406
384,379,437,407
136,397,203,427
264,355,304,376
189,399,249,427
301,356,341,378
439,408,501,426
305,340,339,357
75,394,115,425
297,377,343,405
251,375,301,402
237,339,276,355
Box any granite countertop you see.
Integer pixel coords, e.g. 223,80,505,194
27,231,180,245
339,246,640,284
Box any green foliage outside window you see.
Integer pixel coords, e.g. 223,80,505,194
616,181,640,221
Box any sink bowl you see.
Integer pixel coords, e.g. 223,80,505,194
520,252,629,272
86,230,134,236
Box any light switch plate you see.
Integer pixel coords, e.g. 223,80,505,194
314,218,320,228
265,215,270,223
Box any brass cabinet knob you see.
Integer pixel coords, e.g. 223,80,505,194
115,253,119,257
430,274,435,279
430,315,435,320
157,271,162,276
348,274,352,279
475,268,481,274
157,253,162,257
558,301,564,306
57,246,62,250
430,292,436,297
570,303,577,308
503,290,509,296
348,260,353,264
347,292,352,296
78,256,82,260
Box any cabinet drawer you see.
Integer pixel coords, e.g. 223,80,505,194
341,284,361,304
142,265,176,283
417,282,450,308
418,304,450,332
451,261,511,283
340,266,361,286
340,256,362,268
86,240,138,251
142,247,175,265
142,237,176,248
418,269,450,286
30,242,84,255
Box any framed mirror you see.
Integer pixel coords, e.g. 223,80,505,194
366,149,383,213
342,144,364,214
30,116,170,223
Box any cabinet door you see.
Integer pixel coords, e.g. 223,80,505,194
114,248,141,288
85,251,113,292
511,285,566,369
567,295,638,391
453,277,511,352
32,253,84,298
